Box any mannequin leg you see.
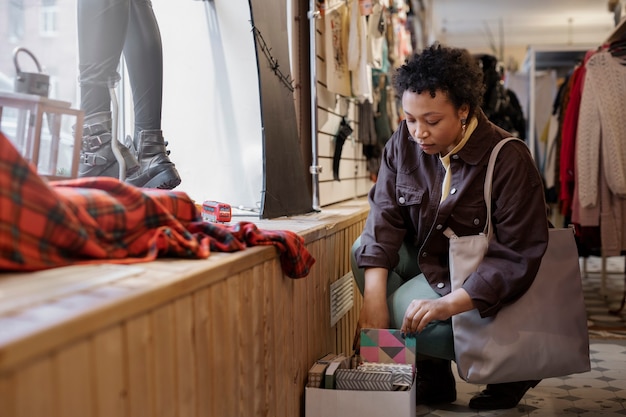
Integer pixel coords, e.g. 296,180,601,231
123,0,163,144
77,0,139,178
122,0,180,189
77,0,130,116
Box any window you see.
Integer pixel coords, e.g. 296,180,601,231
40,0,58,37
8,0,24,42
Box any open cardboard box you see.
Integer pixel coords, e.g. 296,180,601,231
305,329,416,417
305,374,416,417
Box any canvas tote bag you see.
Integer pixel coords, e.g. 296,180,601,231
445,137,591,384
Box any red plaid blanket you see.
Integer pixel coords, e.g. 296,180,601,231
0,131,314,278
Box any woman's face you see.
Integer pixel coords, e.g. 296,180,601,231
401,89,469,156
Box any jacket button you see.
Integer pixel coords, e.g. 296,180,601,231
436,224,443,230
450,188,457,195
474,218,480,225
399,196,406,204
452,154,459,159
421,252,427,257
437,282,445,289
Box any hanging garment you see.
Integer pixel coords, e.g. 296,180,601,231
332,117,354,181
577,50,626,205
347,0,360,71
358,100,378,148
373,70,392,146
358,100,382,179
560,57,590,217
324,4,352,97
475,54,526,139
575,50,626,256
367,1,385,70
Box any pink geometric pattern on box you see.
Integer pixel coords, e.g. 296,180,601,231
359,329,416,365
379,330,405,347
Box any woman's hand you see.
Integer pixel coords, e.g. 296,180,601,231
352,267,389,352
401,288,474,335
353,296,390,351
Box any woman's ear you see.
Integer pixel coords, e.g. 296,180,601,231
458,103,470,121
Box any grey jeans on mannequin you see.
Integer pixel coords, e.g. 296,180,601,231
77,0,163,143
350,237,455,360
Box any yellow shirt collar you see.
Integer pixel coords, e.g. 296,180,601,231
440,116,478,164
440,116,478,203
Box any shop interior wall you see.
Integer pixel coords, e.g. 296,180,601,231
313,7,375,208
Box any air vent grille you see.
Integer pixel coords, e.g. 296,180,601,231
330,272,354,327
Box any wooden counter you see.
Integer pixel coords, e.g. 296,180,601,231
0,198,369,417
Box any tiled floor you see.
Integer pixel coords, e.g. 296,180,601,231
416,340,626,416
417,256,626,416
583,256,626,339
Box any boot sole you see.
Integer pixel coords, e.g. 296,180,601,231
127,167,181,190
79,163,139,179
468,380,540,410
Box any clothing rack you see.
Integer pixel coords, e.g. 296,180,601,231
523,45,594,161
599,16,626,315
605,15,626,44
581,255,626,310
575,17,626,315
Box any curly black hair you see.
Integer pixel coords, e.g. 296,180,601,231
392,43,485,118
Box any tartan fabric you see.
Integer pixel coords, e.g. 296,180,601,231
0,131,314,278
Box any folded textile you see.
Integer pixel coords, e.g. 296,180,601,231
335,368,393,391
0,131,314,278
357,362,414,387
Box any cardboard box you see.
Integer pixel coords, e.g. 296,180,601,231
305,329,416,417
305,374,416,417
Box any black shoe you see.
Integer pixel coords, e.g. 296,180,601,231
78,112,139,179
415,359,457,405
125,130,181,190
468,380,540,410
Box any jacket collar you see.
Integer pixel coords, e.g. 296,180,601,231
454,108,503,166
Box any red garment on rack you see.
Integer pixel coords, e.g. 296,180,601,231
0,131,314,278
559,50,595,216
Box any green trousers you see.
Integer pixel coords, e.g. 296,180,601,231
351,237,455,360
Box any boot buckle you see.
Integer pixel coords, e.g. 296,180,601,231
80,152,108,166
82,134,110,151
82,121,111,137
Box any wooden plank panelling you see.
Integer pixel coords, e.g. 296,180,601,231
249,265,265,416
15,358,55,417
209,278,232,416
54,340,93,417
237,267,253,416
262,260,277,417
0,199,370,417
192,288,212,417
174,296,197,417
125,314,155,417
0,374,14,417
152,304,177,417
93,326,127,417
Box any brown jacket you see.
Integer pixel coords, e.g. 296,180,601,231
355,110,549,317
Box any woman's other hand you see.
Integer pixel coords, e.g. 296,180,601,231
353,296,390,352
401,288,474,335
352,267,389,352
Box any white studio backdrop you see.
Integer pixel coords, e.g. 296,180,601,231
149,0,264,211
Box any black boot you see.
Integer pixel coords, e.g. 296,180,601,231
468,380,540,410
415,358,457,405
78,112,140,178
125,130,181,189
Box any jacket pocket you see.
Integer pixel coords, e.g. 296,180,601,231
396,184,424,206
